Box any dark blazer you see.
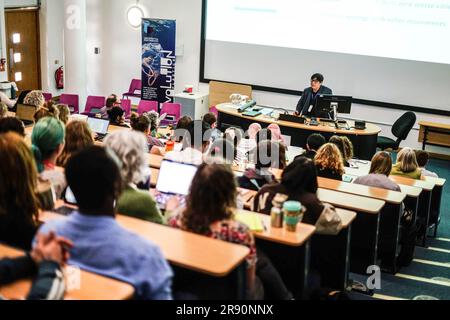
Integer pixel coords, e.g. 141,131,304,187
296,85,333,116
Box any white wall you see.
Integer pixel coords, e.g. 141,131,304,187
39,0,64,95
36,0,449,154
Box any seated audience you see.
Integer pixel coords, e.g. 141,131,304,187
104,130,164,224
165,120,211,165
203,112,222,142
56,104,71,124
208,138,235,165
254,157,331,226
105,94,125,125
0,232,72,300
168,161,292,300
34,102,60,123
0,133,41,250
35,146,173,300
227,127,245,163
238,140,286,191
315,143,345,181
268,124,286,144
415,150,438,178
329,136,349,167
173,116,192,143
354,152,401,191
24,90,46,109
57,120,94,167
0,117,25,137
252,157,344,289
355,151,418,267
391,147,422,180
248,123,262,140
0,91,16,109
0,102,7,118
31,117,67,199
341,136,354,164
130,112,165,153
297,133,326,160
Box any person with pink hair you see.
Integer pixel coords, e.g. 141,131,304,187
268,124,285,144
248,123,262,140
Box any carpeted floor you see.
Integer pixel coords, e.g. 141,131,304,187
350,157,450,300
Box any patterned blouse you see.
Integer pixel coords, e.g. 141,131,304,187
168,214,257,267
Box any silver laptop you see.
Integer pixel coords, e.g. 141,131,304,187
155,160,198,209
87,117,110,141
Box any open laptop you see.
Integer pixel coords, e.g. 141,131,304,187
87,117,110,142
16,104,37,127
155,160,198,209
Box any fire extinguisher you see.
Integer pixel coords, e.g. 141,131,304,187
55,66,64,89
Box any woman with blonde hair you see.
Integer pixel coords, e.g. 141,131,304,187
56,104,71,124
391,147,422,180
315,143,345,181
0,132,40,250
57,120,94,167
34,101,60,123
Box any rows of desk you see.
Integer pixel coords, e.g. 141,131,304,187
14,121,446,299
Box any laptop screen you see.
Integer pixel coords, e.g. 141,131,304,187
87,117,109,135
156,160,198,196
16,104,36,122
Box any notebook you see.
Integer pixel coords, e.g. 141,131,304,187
235,212,265,232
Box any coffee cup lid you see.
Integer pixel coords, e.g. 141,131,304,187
283,201,302,212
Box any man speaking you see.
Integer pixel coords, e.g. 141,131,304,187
295,73,333,117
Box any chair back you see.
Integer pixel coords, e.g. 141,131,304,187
59,94,80,114
160,103,182,125
137,100,159,115
42,93,53,102
84,96,106,113
121,99,132,119
129,79,142,94
392,112,417,142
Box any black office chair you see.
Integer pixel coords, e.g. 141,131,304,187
377,112,417,151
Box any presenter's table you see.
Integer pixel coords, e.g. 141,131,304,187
216,104,381,160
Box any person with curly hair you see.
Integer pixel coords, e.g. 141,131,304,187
314,143,345,181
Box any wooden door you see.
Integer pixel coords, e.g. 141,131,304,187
5,9,41,91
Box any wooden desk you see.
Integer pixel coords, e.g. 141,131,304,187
217,104,381,160
419,121,450,150
422,176,446,238
40,211,250,299
316,188,385,274
237,210,316,297
317,188,385,214
318,177,407,273
390,176,436,247
0,244,134,300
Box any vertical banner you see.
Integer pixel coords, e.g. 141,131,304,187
141,19,176,103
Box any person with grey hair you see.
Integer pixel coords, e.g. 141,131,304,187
104,130,164,224
24,90,46,109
